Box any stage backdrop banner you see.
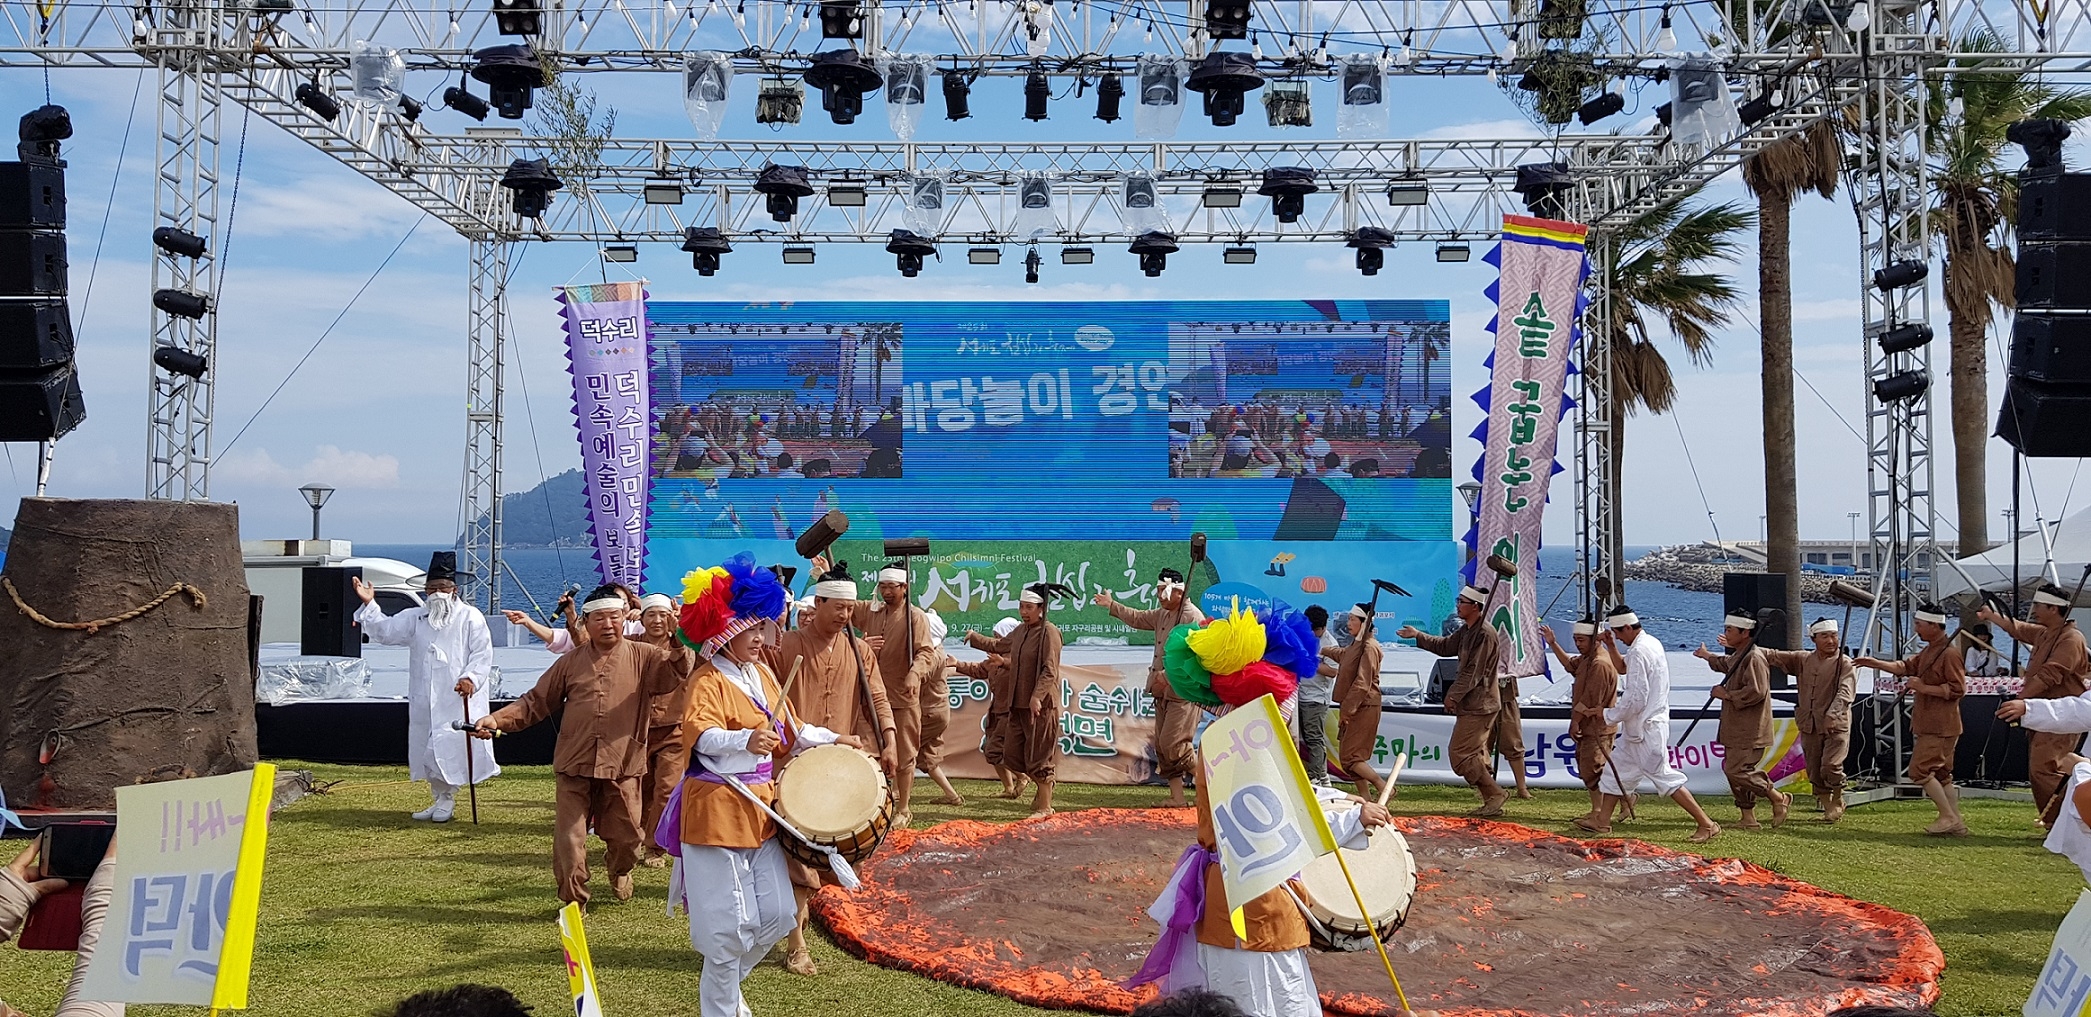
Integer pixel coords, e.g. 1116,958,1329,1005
941,658,1161,784
1466,216,1590,679
559,281,652,590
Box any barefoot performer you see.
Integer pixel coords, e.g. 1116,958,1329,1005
950,619,1025,798
1097,567,1207,807
1595,605,1721,842
965,584,1069,818
1692,610,1793,830
1399,586,1507,817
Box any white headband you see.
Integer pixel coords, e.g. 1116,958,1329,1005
994,617,1021,636
877,567,909,585
2036,589,2073,608
811,579,859,599
1572,621,1598,637
1609,611,1640,629
1724,612,1758,631
1458,585,1488,605
581,596,627,615
1809,618,1839,636
1157,578,1185,594
1914,608,1948,625
1350,604,1371,620
639,593,675,613
1020,588,1046,605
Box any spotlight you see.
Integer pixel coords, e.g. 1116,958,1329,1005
1096,72,1125,122
499,157,563,218
1061,246,1094,264
1577,91,1625,125
1024,66,1051,121
1347,226,1395,275
1129,230,1177,276
754,164,816,222
153,288,211,319
1340,59,1382,107
152,226,208,259
1203,186,1243,208
821,182,864,208
681,226,731,275
968,247,1001,264
1513,160,1574,218
15,105,71,161
602,245,638,263
472,45,547,119
1873,368,1929,403
1386,181,1429,206
1880,322,1933,353
492,0,542,35
1258,167,1317,223
398,94,423,121
444,83,491,121
1025,245,1042,283
782,246,817,265
2009,118,2072,176
1222,246,1256,264
943,69,973,120
152,345,208,378
294,82,341,122
1263,80,1312,127
1436,241,1471,262
1204,0,1250,38
1655,101,1672,127
756,77,805,125
804,49,882,125
1874,259,1927,291
818,0,862,38
885,229,936,276
1186,50,1263,127
644,179,685,204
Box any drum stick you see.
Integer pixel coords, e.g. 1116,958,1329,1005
460,691,479,825
779,655,806,704
1376,752,1406,807
1329,845,1413,1012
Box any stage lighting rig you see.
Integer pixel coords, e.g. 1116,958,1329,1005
601,245,638,263
1061,246,1094,264
472,45,547,119
1258,167,1317,223
1187,50,1262,127
645,179,686,204
1095,73,1125,122
398,95,423,121
1025,245,1042,283
1130,231,1178,276
818,0,863,38
1873,369,1928,402
1436,241,1471,262
804,49,881,125
153,289,211,319
1514,161,1574,218
1264,80,1311,128
682,227,732,275
152,345,208,379
1386,181,1429,206
294,81,341,121
782,246,817,264
1223,246,1256,264
1578,91,1624,125
1204,0,1250,39
1879,322,1933,353
1347,227,1395,276
968,247,1001,264
886,229,937,276
755,164,816,221
16,105,70,161
444,79,492,121
1874,259,1927,291
1025,65,1051,121
153,227,207,259
943,69,974,120
492,0,542,35
757,77,806,125
2010,118,2072,176
499,157,563,218
1203,185,1243,208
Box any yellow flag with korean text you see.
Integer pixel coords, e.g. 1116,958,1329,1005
1197,694,1338,941
558,901,607,1017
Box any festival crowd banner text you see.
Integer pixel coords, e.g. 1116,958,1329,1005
559,281,652,590
1466,216,1590,680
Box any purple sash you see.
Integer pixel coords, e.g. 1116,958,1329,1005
1123,844,1216,991
652,671,789,854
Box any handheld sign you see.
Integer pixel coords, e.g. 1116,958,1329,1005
2029,889,2091,1017
559,901,607,1017
1196,693,1337,941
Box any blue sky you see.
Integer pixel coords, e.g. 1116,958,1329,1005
0,60,2081,552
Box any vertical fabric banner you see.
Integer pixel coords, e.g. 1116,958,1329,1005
1466,215,1590,679
559,901,608,1017
559,281,651,591
1197,694,1337,939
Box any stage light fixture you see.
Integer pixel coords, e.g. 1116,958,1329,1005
1577,91,1624,125
1655,101,1672,127
153,345,208,379
1258,167,1317,223
1737,91,1778,127
1203,0,1250,39
1879,322,1934,354
1513,160,1574,218
16,105,70,161
2009,118,2072,175
499,157,563,218
398,94,423,121
1186,50,1263,127
1025,246,1042,283
153,288,211,319
1203,186,1243,208
885,229,935,276
1024,66,1051,121
602,245,638,263
1385,181,1429,207
942,69,973,120
252,0,294,12
818,0,863,38
1222,246,1257,264
681,227,732,275
804,49,882,125
1130,230,1178,276
1874,259,1927,291
492,0,542,35
644,179,685,204
828,181,868,207
152,227,208,259
968,247,1002,265
1061,246,1095,264
1436,241,1471,262
294,81,341,121
1096,72,1125,122
754,164,816,222
782,246,817,265
1873,368,1928,403
1347,226,1395,276
756,76,806,125
1263,80,1312,128
472,44,547,119
444,82,491,121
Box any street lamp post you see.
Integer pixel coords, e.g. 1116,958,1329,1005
299,484,335,541
1848,511,1862,573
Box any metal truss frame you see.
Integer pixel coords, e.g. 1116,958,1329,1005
461,235,507,613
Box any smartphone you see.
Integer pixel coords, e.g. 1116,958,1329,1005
35,822,115,882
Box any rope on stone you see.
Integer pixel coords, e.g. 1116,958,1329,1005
2,577,208,635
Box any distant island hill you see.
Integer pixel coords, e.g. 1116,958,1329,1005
456,469,592,549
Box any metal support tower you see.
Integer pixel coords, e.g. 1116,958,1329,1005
143,6,225,501
461,236,507,615
1576,237,1618,615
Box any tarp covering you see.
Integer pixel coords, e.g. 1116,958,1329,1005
1936,506,2091,607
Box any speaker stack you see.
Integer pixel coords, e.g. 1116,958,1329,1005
0,109,83,443
1723,571,1792,688
2004,171,2091,456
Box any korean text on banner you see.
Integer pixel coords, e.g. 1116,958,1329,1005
1197,694,1337,940
560,280,652,591
79,764,277,1008
2028,889,2091,1017
559,901,608,1017
1468,215,1590,679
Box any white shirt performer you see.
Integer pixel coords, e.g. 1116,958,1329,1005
352,551,501,822
1597,604,1721,842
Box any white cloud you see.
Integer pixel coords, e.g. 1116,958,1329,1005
1791,297,1862,323
232,180,426,240
217,445,403,489
1418,118,1544,140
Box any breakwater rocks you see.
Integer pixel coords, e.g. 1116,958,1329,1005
1624,545,1844,602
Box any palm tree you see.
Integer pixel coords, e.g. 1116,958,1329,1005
1598,199,1755,589
1744,121,1841,647
1926,32,2091,556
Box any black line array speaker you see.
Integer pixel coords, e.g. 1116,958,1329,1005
301,566,364,658
1724,571,1791,687
2011,314,2091,384
0,148,79,442
2020,173,2091,241
2014,245,2091,310
2007,169,2091,457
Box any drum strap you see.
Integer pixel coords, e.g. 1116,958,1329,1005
849,631,889,756
1281,883,1336,943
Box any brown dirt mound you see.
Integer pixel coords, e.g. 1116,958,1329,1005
810,809,1943,1017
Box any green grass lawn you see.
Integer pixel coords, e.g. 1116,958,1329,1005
4,765,2079,1016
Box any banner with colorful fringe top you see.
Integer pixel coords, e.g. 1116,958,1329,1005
1465,216,1589,679
559,281,651,591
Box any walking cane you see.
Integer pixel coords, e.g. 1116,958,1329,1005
460,691,480,825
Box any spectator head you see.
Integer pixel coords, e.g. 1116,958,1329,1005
1304,604,1329,633
1322,451,1343,470
1131,990,1251,1017
1351,457,1381,478
775,451,795,470
805,458,834,478
390,985,534,1017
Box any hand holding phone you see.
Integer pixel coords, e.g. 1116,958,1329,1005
7,841,68,897
35,823,115,882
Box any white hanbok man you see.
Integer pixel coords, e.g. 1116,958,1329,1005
352,551,501,822
1597,604,1721,842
